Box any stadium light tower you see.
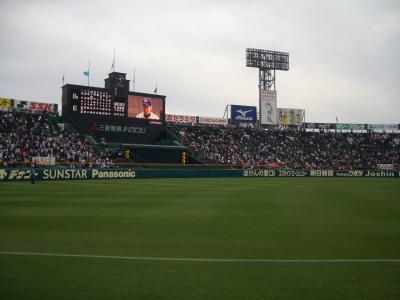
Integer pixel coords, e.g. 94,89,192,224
246,48,289,125
246,48,289,90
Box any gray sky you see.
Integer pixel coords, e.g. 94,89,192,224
0,0,399,123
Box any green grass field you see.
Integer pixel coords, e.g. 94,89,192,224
1,178,400,299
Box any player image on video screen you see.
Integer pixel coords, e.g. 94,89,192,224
128,95,163,120
136,98,159,120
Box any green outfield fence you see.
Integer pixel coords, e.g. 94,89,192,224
0,168,399,182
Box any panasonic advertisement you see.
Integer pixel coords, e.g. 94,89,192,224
230,105,257,123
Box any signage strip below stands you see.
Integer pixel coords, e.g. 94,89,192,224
0,168,399,182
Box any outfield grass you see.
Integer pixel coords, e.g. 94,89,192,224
0,178,400,299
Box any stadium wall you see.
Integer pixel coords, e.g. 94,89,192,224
0,168,399,182
67,117,166,144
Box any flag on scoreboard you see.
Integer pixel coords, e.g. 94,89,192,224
84,60,90,86
132,66,135,91
110,48,116,72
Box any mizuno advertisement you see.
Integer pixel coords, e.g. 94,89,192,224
230,105,257,123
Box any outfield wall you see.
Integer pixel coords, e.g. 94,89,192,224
0,168,399,182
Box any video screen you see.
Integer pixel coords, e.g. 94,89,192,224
128,95,164,121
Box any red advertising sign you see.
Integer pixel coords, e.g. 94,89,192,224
166,114,197,124
29,102,58,112
1,98,58,113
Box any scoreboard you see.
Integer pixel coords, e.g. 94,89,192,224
71,88,115,117
62,72,165,125
68,87,126,118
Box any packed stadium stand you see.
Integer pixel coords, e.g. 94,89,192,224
1,109,399,170
167,123,400,170
0,111,115,168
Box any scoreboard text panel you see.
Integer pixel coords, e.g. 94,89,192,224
65,86,165,124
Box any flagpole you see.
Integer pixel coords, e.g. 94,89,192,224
133,66,135,92
335,116,338,133
88,60,90,86
113,48,115,72
110,49,116,73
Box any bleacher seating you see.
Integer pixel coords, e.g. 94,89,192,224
0,111,115,168
168,123,400,169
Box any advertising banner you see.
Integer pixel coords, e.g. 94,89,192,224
230,105,257,123
260,100,277,125
243,169,399,177
377,164,394,170
32,157,56,166
198,116,228,125
336,123,366,130
166,114,197,124
89,122,147,135
68,117,162,144
0,98,58,113
305,123,335,130
334,170,398,177
0,168,398,182
278,108,304,126
12,100,30,110
260,90,277,101
243,169,309,177
28,101,58,113
0,168,243,182
0,168,137,181
260,90,277,125
0,98,12,111
367,124,398,131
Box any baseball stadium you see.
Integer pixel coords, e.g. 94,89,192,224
1,2,400,299
1,58,400,299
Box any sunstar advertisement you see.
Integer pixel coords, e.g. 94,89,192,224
0,169,136,181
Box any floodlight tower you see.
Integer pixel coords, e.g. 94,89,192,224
246,48,289,124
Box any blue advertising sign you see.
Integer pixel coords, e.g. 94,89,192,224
230,105,257,123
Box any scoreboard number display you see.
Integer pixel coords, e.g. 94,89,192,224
62,72,165,125
71,89,113,116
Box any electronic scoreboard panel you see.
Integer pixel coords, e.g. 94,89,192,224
62,76,165,125
69,87,116,117
61,72,166,144
62,85,165,125
62,72,165,144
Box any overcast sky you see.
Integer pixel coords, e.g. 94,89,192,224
0,0,399,123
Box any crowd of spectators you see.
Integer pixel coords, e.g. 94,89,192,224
0,111,114,168
2,110,399,170
171,124,400,169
